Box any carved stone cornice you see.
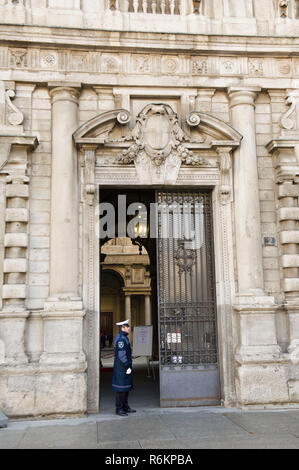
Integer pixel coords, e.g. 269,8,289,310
266,139,299,183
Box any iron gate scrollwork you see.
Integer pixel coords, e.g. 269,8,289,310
157,190,218,369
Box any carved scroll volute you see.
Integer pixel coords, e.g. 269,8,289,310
217,147,233,205
281,91,299,134
82,145,98,206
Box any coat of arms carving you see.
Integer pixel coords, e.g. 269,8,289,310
116,103,205,184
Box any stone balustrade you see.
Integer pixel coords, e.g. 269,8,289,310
0,0,299,34
110,0,183,15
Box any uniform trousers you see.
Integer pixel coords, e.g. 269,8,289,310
115,391,129,412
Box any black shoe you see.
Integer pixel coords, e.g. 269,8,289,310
125,408,136,413
116,410,128,416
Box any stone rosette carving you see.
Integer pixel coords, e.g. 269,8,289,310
40,52,58,68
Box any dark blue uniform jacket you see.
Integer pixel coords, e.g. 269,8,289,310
112,331,133,392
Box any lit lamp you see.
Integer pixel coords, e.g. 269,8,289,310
132,220,148,255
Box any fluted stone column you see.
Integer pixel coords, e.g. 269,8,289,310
228,87,281,373
41,84,86,367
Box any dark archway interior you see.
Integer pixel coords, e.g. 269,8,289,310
99,188,160,412
99,188,158,358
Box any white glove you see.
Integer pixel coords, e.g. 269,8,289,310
126,368,132,375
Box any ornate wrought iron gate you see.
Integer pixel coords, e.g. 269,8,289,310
156,190,220,406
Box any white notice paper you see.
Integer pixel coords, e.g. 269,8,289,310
133,326,153,357
137,326,150,345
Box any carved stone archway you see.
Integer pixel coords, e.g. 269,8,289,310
73,104,242,412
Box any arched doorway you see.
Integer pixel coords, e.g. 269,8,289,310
74,104,242,412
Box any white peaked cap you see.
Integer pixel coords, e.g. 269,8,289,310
116,319,130,326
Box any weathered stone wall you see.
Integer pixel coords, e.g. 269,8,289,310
0,5,299,416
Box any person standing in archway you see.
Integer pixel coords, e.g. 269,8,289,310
112,320,136,416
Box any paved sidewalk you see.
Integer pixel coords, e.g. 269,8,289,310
1,407,299,449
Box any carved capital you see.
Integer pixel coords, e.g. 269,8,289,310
49,85,81,105
228,87,261,109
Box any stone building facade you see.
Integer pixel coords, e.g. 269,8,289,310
0,0,299,417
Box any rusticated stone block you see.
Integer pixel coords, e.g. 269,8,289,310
5,208,28,222
3,258,27,273
278,184,299,198
4,233,28,247
6,184,29,198
282,254,299,268
284,278,299,292
280,230,299,244
279,207,299,221
236,364,289,405
2,284,26,299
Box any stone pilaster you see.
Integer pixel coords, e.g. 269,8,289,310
195,88,215,113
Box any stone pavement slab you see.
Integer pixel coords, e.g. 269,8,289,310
17,422,98,449
158,411,249,440
0,429,26,449
139,435,299,449
97,415,176,443
97,440,142,449
0,407,299,449
222,410,299,438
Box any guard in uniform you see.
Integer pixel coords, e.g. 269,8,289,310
112,320,136,416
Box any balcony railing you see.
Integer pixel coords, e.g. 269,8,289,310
110,0,183,15
0,0,298,35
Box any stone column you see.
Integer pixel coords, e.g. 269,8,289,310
48,85,80,299
41,84,86,367
125,294,131,326
124,293,132,341
229,87,264,295
228,87,281,372
145,294,151,326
